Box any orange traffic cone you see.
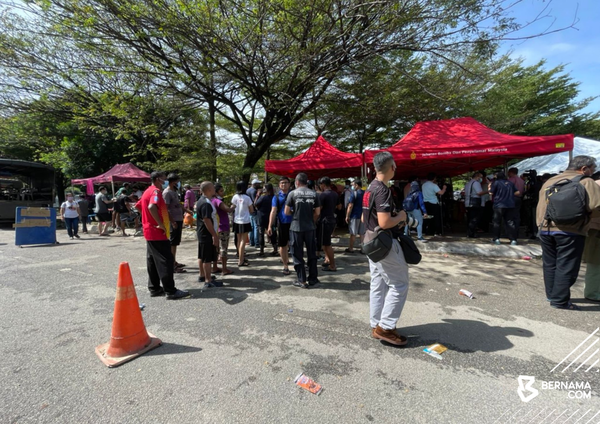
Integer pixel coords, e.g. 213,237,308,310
95,262,161,367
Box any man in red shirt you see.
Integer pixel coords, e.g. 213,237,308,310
136,171,190,300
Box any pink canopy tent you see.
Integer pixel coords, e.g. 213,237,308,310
71,163,151,195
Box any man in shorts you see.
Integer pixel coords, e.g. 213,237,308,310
318,177,339,272
163,173,186,272
346,180,365,253
94,186,114,236
196,181,221,289
112,182,131,231
267,176,292,276
211,183,236,275
117,193,140,236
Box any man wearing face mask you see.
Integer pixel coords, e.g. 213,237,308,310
136,171,191,300
536,155,600,310
163,173,186,272
464,172,487,238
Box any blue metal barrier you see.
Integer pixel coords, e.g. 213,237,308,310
14,207,58,246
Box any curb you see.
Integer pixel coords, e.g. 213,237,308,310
419,241,542,259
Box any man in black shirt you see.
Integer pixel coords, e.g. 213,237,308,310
196,181,220,289
363,152,409,346
285,173,322,288
318,177,339,272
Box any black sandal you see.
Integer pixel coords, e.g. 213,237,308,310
238,260,249,267
552,303,581,310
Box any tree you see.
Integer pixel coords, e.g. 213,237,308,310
312,53,600,154
0,92,213,184
1,0,566,181
465,60,600,138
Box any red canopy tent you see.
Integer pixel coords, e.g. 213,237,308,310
265,135,364,180
364,117,574,178
71,163,151,195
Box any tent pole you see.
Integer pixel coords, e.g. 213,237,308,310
111,177,115,198
265,148,270,183
361,162,365,183
569,149,573,164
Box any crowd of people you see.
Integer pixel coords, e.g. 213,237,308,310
61,153,600,342
129,171,367,294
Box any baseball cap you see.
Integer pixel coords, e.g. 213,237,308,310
251,179,262,184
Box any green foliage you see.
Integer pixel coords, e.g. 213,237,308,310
465,60,600,138
314,53,600,153
1,0,543,181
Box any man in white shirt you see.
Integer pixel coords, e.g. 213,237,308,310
421,173,447,236
464,172,487,238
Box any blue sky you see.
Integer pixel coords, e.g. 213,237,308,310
500,0,600,114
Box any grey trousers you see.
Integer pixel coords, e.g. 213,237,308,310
369,239,410,330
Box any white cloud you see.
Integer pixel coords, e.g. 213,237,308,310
549,42,576,52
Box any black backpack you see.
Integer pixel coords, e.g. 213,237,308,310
114,195,129,213
544,175,589,227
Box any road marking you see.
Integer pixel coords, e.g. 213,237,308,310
563,410,580,423
538,409,556,424
551,328,599,373
572,409,592,424
584,359,599,373
563,339,599,372
573,349,599,372
583,410,600,424
548,409,567,424
527,409,545,424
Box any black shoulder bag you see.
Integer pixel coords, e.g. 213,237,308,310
362,188,422,265
362,192,394,263
397,232,422,265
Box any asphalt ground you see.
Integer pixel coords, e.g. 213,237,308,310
1,227,599,424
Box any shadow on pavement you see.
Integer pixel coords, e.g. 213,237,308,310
312,278,369,291
398,318,534,353
187,288,249,306
187,276,283,305
145,342,202,356
18,242,67,248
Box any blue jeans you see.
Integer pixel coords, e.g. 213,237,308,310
405,209,424,239
65,217,79,237
249,214,259,246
